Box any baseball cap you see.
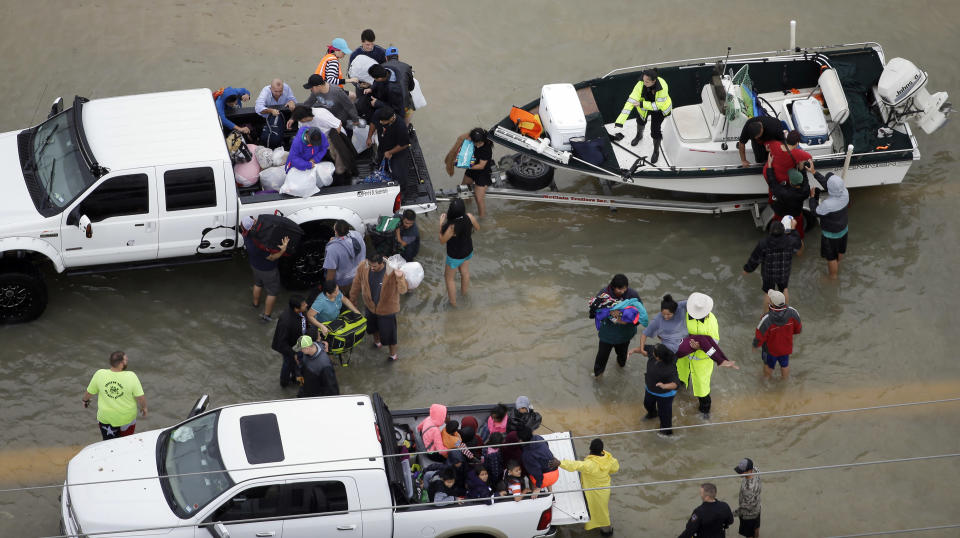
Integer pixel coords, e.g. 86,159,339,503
734,458,754,474
292,335,314,352
240,215,255,230
767,289,786,307
331,37,351,54
303,73,325,89
386,46,399,57
788,168,804,186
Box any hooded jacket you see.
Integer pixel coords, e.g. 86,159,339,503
286,126,329,172
215,87,250,130
810,172,849,235
417,404,447,454
506,407,542,434
767,172,810,218
560,451,620,531
297,347,339,397
753,305,803,356
743,232,802,283
521,435,556,488
465,469,493,502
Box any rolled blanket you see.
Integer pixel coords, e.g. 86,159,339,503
676,334,730,365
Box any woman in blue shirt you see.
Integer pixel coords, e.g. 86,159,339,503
307,280,361,336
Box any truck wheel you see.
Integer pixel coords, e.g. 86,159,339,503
0,271,47,323
505,154,555,191
279,229,334,290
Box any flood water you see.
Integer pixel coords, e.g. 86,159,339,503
2,1,960,536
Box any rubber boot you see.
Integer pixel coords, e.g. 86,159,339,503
650,138,661,164
631,119,645,146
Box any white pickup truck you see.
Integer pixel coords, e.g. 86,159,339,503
0,89,436,323
60,394,588,538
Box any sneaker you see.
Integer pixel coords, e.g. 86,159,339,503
388,354,399,361
259,313,273,322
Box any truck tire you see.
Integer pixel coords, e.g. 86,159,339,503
0,270,47,324
279,228,334,290
505,154,555,191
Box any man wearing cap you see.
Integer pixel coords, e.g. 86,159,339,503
753,289,802,380
315,38,356,89
302,74,359,137
734,458,762,537
83,351,147,440
241,215,290,321
365,64,408,122
678,483,734,538
742,219,801,312
293,335,340,398
679,292,722,417
382,46,415,117
767,164,811,246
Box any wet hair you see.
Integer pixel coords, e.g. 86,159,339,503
770,221,785,237
506,459,522,471
442,199,469,236
491,403,508,421
589,438,604,456
488,432,504,445
368,64,388,80
367,252,384,264
786,130,802,145
660,294,678,313
289,295,306,310
445,419,460,434
402,209,416,221
440,467,456,481
322,280,338,295
469,127,488,144
333,220,350,237
517,426,533,442
291,105,314,123
610,274,629,289
306,127,324,144
361,28,376,42
653,343,676,363
701,483,718,498
748,121,764,139
109,351,125,367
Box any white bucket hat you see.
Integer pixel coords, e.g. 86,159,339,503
686,292,714,319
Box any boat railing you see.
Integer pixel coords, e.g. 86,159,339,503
602,42,883,79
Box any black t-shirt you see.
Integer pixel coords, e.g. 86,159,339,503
379,116,410,153
645,357,680,393
444,219,473,260
465,141,493,180
739,116,786,145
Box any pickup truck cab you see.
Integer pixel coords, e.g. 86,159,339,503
60,394,587,538
0,89,436,323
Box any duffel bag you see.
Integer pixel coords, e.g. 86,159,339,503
324,311,367,357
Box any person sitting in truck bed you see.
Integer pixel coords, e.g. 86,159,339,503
302,74,359,137
255,78,297,118
507,396,542,433
430,467,463,506
286,126,329,172
289,104,342,134
417,403,448,461
215,87,250,135
465,464,494,504
500,459,533,502
517,426,559,497
441,420,475,460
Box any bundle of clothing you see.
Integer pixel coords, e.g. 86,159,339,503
590,292,648,330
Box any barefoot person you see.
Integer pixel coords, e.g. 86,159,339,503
439,199,479,306
808,163,850,279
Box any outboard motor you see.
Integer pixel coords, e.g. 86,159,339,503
877,58,952,134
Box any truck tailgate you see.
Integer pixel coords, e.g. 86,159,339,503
542,431,590,526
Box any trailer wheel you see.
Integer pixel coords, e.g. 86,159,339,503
0,269,47,324
279,226,335,290
505,154,555,191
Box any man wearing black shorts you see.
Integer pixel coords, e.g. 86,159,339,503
461,127,494,217
733,458,761,537
809,165,850,279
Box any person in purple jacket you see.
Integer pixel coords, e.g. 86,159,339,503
285,126,329,172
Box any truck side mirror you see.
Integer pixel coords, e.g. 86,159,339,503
187,394,210,419
209,522,230,538
48,97,63,119
78,215,92,238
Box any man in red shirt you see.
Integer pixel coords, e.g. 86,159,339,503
764,130,812,184
752,289,802,380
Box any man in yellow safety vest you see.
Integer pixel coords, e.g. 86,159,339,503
679,292,720,418
614,69,672,164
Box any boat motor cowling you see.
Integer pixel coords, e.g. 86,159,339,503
877,57,952,134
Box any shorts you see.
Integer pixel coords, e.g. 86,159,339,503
762,351,790,368
446,251,473,269
99,420,136,440
738,515,761,537
465,169,493,187
820,233,848,261
761,279,789,293
529,468,559,489
366,310,398,346
252,266,281,295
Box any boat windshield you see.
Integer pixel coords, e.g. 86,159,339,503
159,411,233,518
31,110,95,210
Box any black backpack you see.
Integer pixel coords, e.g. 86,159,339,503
259,112,285,149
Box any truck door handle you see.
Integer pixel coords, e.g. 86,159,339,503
337,524,357,530
255,532,276,537
134,223,145,227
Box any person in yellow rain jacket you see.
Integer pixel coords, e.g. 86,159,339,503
613,69,672,164
678,292,722,418
560,439,620,536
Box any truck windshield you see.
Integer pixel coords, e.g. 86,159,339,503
32,111,94,209
159,411,234,518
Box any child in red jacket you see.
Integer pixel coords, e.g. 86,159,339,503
753,289,802,380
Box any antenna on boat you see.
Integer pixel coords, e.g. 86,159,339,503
790,20,797,51
720,47,732,150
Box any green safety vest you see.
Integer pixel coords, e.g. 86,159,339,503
616,77,673,124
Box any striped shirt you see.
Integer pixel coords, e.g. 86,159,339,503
323,56,343,86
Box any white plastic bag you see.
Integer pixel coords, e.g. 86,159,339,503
255,146,274,169
400,261,424,289
385,254,406,275
315,161,335,188
411,78,427,109
349,55,377,85
281,167,320,197
272,147,289,167
259,166,286,191
353,127,374,154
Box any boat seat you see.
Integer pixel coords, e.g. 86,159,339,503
671,105,712,142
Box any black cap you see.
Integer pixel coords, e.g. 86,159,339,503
306,127,323,144
734,458,754,474
303,74,325,89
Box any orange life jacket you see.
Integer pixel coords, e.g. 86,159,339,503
212,87,226,100
314,53,344,87
510,106,543,139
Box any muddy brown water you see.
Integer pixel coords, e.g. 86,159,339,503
1,1,959,536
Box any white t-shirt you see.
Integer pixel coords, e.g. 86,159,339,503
300,107,341,132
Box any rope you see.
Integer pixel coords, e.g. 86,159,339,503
45,452,960,538
3,396,958,495
824,524,960,537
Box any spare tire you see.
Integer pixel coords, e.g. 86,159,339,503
505,154,555,191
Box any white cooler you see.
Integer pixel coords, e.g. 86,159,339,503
539,83,587,150
791,98,829,145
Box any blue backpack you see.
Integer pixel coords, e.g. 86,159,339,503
260,112,285,149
